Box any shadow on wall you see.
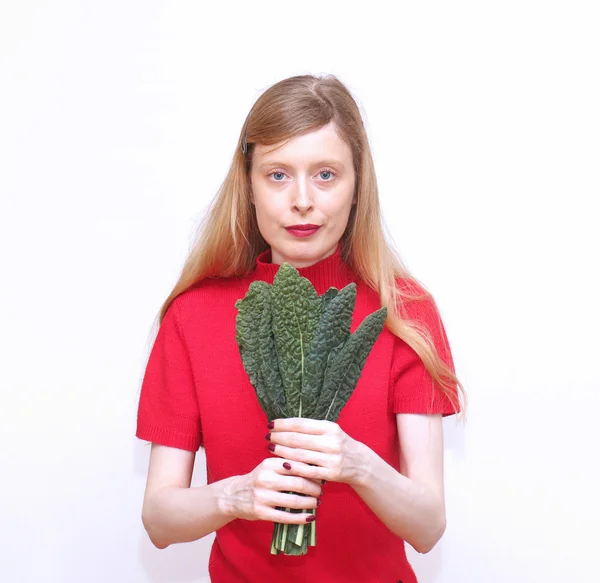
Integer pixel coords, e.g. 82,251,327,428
443,412,466,458
407,415,466,583
134,443,213,583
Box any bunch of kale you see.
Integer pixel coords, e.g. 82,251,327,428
235,262,387,555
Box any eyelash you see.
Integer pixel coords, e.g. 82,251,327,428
267,168,337,182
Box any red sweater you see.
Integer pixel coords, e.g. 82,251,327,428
136,242,459,582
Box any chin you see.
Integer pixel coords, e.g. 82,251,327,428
271,237,336,267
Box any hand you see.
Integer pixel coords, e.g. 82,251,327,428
266,418,369,487
223,458,323,524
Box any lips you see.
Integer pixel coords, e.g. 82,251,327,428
285,224,321,238
286,224,320,231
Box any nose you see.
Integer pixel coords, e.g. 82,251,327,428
291,176,313,212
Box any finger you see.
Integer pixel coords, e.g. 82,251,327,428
268,431,338,454
269,417,333,435
279,460,328,483
267,474,322,498
281,476,323,498
264,457,322,487
261,490,320,511
258,505,318,525
268,443,329,468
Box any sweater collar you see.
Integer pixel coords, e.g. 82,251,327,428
252,241,356,292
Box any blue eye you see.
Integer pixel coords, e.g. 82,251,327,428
267,168,336,182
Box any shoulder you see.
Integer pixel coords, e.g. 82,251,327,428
391,277,454,367
167,276,253,330
393,275,432,298
174,276,248,306
392,276,438,319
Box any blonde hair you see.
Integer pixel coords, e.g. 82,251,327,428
154,73,466,420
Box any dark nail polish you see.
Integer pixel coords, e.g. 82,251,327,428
265,432,271,441
267,443,275,452
317,498,322,507
283,462,292,470
267,421,275,429
306,515,316,523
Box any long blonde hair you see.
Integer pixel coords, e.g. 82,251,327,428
154,73,466,420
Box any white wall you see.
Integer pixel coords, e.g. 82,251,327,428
1,1,598,581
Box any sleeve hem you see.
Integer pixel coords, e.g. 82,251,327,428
392,394,459,417
136,422,203,452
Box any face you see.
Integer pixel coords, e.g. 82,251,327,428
249,121,356,268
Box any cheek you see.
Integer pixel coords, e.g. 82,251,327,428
324,197,353,222
253,196,283,227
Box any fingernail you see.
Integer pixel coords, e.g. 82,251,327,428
317,499,322,507
267,421,275,429
306,515,316,523
267,443,275,452
265,433,271,441
321,480,326,485
283,462,292,470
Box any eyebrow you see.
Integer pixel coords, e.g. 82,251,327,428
258,159,346,170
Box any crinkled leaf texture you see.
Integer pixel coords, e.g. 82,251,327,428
271,263,322,418
235,263,388,425
235,281,287,421
314,306,388,421
301,283,356,419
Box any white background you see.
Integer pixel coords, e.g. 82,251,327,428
1,1,598,581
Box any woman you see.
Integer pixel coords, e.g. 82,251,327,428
136,73,466,583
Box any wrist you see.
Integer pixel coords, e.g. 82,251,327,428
350,441,376,489
216,474,244,519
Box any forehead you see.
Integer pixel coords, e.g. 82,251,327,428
252,123,351,165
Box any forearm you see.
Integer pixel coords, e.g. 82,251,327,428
351,444,446,554
142,475,241,548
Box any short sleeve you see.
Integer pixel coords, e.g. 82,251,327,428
135,300,203,451
390,292,460,417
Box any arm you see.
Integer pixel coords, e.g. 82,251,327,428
141,444,238,548
267,414,447,555
141,443,324,549
350,413,446,554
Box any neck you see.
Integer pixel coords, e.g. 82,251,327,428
252,241,356,293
